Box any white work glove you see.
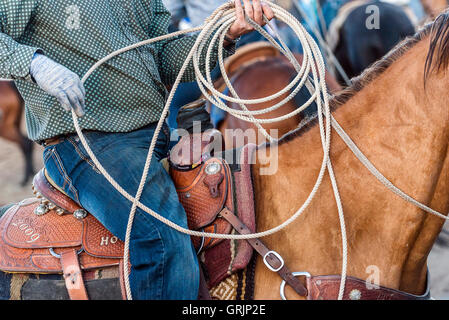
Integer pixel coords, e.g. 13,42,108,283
30,53,86,117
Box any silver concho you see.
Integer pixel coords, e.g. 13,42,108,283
349,289,362,300
205,162,221,175
34,203,49,216
73,209,88,220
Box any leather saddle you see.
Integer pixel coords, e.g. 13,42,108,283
0,142,259,300
0,95,261,300
0,170,126,300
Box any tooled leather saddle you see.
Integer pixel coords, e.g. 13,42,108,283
0,170,126,300
0,131,307,300
0,115,268,300
0,95,272,300
0,145,263,300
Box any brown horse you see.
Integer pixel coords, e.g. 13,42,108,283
0,81,34,185
252,12,449,299
216,50,342,149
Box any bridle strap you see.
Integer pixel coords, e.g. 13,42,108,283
220,208,308,297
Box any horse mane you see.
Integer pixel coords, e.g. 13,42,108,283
425,11,449,79
277,10,449,145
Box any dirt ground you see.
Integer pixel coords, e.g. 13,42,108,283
0,138,43,205
0,137,449,299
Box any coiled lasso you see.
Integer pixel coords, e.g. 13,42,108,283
71,1,448,300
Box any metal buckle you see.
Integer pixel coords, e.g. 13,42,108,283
49,248,84,259
280,271,311,300
263,250,285,272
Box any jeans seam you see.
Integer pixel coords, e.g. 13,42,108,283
134,212,165,299
51,148,80,204
43,148,53,163
66,137,101,174
49,150,67,190
158,228,165,300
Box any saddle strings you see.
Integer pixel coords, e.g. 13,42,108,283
71,1,447,300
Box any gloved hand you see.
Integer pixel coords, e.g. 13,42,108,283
30,53,86,117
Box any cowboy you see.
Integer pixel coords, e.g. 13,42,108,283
0,0,273,299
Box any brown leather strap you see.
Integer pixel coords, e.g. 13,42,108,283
220,208,308,297
60,249,89,300
197,266,212,300
307,275,431,300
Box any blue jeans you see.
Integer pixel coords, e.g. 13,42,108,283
43,122,199,300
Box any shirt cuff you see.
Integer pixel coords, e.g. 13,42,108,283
10,44,43,82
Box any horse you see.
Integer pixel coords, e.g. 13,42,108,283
1,10,449,300
0,81,34,186
212,43,342,149
327,0,417,84
252,11,449,299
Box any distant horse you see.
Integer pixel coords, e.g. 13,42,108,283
213,43,342,149
0,82,34,185
327,0,416,83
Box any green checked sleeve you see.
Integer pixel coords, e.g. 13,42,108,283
0,0,42,81
147,0,234,85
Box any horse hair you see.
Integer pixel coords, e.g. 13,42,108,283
276,10,449,146
425,11,449,80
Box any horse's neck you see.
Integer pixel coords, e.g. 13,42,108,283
252,38,449,298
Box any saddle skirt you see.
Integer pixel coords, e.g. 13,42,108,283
0,142,258,297
0,198,123,273
0,173,128,300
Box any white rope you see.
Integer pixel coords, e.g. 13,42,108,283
70,1,448,300
72,1,346,299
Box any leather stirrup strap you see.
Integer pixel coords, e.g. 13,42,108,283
220,208,308,297
60,249,89,300
197,265,212,300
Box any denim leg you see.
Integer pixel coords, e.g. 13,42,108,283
43,124,199,300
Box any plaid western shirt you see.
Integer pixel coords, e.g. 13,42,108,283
0,0,233,141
